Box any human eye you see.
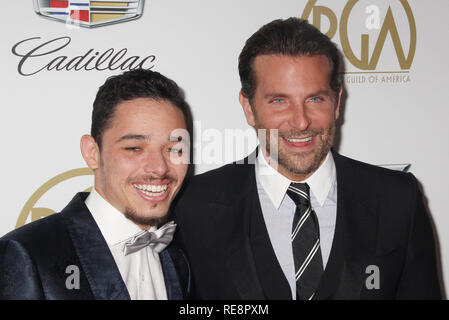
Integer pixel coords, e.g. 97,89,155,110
124,146,141,152
271,97,285,104
309,96,324,103
167,147,183,155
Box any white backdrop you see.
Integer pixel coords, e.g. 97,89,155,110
1,0,447,296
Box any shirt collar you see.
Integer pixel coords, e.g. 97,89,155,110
255,147,336,209
85,188,143,246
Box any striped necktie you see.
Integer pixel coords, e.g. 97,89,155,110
287,182,324,300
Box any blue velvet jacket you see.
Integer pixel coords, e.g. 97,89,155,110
0,192,192,300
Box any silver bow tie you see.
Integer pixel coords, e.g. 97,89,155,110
123,221,177,256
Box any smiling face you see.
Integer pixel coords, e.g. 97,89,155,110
81,97,189,229
240,54,342,181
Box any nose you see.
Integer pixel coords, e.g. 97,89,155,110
289,101,311,131
143,149,169,177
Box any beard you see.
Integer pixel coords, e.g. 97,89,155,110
124,207,170,228
123,173,176,228
262,122,335,179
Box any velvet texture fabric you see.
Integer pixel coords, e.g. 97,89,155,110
0,193,192,300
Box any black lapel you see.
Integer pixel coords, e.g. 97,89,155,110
61,193,130,300
244,161,292,300
315,152,380,299
160,247,184,300
215,163,266,299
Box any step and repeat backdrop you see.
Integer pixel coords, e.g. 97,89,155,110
1,1,448,295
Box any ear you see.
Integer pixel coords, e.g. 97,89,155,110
80,135,100,170
334,86,343,121
239,91,256,127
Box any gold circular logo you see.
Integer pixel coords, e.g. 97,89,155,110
16,168,93,228
301,0,416,71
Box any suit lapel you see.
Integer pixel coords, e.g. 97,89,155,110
212,163,266,299
316,152,380,299
210,159,290,299
242,162,292,300
159,248,183,300
61,193,130,300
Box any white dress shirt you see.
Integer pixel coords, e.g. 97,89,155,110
85,188,168,300
255,149,338,298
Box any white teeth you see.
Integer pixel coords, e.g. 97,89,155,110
286,137,313,143
140,189,164,197
133,184,168,195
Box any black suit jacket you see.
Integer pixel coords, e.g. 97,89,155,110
174,151,442,299
0,192,193,300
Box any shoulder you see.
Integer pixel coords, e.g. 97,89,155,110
1,213,64,249
180,161,254,202
0,193,86,263
1,192,89,247
0,213,68,299
0,211,75,276
334,152,419,199
173,159,255,230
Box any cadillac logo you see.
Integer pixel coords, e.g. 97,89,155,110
33,0,145,28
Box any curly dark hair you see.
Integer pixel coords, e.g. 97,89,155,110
91,69,192,149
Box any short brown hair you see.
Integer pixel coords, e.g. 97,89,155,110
238,17,341,101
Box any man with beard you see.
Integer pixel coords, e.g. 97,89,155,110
174,18,442,299
0,69,193,300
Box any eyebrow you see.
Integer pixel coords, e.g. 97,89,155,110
116,134,184,143
264,88,333,100
116,134,150,143
305,89,333,98
264,93,288,99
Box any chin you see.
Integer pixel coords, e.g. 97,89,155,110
280,153,323,175
124,207,171,227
